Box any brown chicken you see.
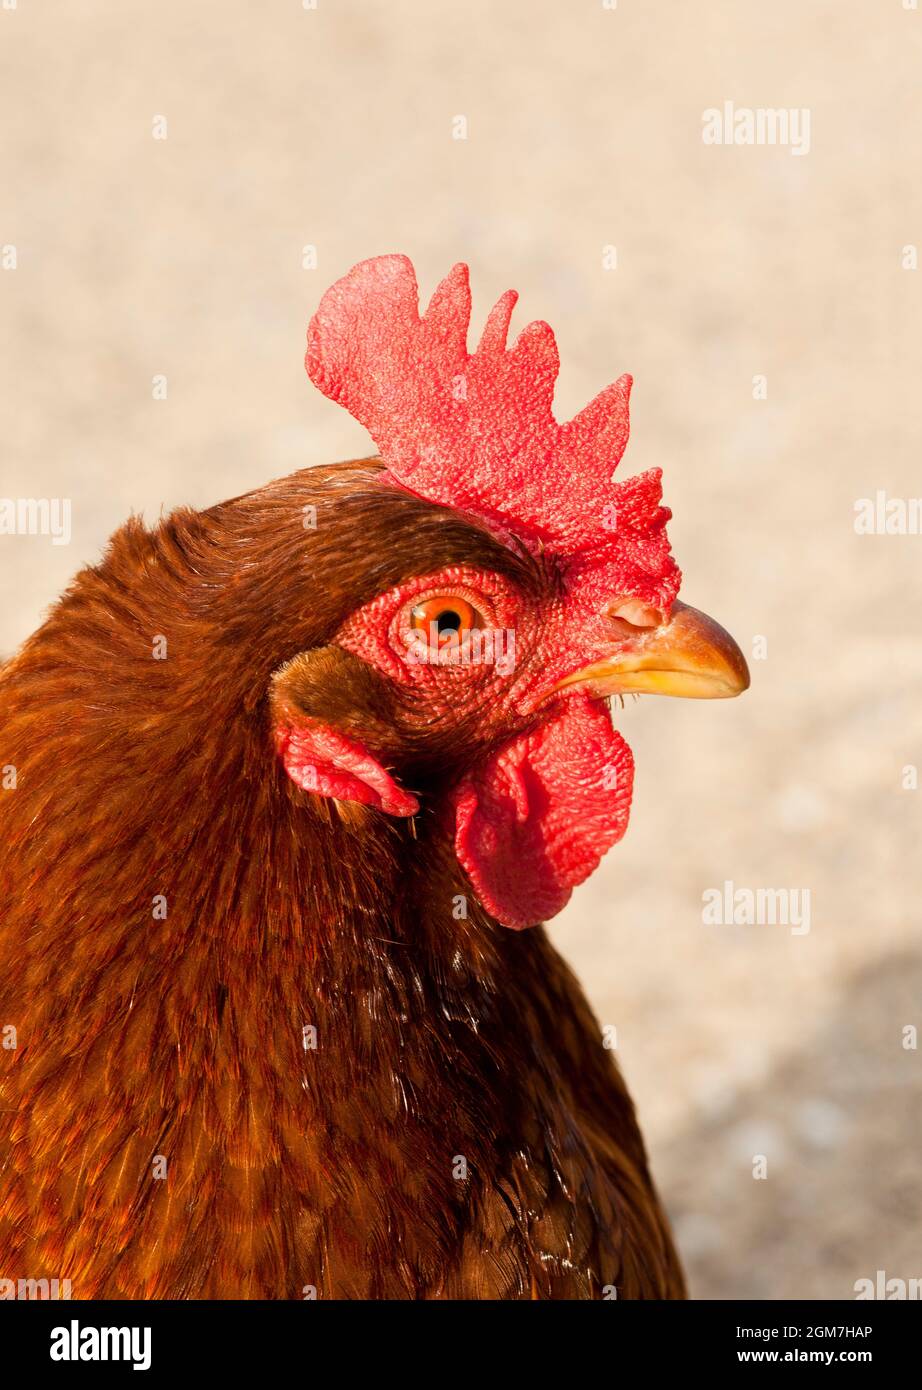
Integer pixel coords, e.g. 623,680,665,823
0,256,748,1299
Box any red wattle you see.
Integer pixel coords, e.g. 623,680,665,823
452,695,634,929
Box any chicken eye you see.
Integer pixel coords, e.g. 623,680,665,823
410,596,484,646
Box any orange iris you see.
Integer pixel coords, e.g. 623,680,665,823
410,596,483,646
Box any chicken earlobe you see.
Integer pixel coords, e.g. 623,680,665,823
275,720,418,817
271,645,418,817
452,694,634,929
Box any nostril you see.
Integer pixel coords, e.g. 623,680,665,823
605,598,662,630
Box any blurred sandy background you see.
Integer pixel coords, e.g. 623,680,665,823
2,1,920,1299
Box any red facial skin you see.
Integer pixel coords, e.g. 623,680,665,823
332,560,666,929
337,560,674,713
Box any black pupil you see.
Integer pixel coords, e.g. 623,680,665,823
436,609,462,634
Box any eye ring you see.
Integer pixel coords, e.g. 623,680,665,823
393,586,497,667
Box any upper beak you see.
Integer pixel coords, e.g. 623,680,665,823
554,601,750,700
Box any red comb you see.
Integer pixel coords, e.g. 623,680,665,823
306,255,674,578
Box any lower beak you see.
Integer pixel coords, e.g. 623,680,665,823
554,601,750,700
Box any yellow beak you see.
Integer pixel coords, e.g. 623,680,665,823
554,601,750,700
